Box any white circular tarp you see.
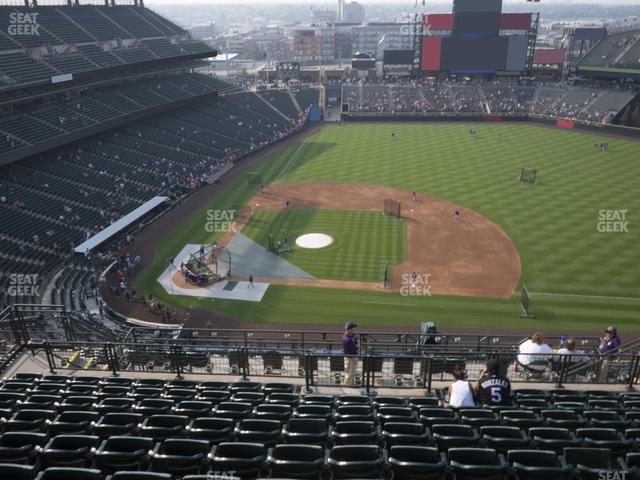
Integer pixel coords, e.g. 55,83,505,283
295,233,333,249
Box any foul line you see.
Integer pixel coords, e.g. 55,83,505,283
275,138,309,182
514,291,640,302
363,301,416,307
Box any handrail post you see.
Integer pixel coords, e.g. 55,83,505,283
172,345,183,379
104,344,117,377
44,342,56,374
364,355,370,396
241,348,249,380
426,357,433,394
628,355,639,391
304,354,311,392
557,355,566,388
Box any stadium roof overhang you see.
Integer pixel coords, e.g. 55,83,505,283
577,66,640,79
74,196,169,254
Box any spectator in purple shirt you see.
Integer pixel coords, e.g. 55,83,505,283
599,326,621,354
342,322,359,386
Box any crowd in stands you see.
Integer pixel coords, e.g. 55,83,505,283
441,328,623,408
0,84,319,310
343,80,635,123
577,28,640,70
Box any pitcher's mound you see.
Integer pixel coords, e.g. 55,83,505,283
296,233,333,249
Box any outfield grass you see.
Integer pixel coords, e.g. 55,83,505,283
241,209,407,282
134,123,640,332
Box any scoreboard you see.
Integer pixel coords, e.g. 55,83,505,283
421,1,533,74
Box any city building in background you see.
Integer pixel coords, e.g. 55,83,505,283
352,23,412,60
343,1,366,24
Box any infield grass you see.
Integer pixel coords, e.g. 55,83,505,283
241,209,407,282
134,122,640,332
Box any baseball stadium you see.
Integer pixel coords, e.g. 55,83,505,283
0,0,639,478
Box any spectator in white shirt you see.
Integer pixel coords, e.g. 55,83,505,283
518,332,552,371
555,338,588,363
444,367,476,408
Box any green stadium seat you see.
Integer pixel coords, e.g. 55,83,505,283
381,421,429,447
172,400,213,418
294,404,333,421
330,420,380,445
327,444,386,479
149,438,210,475
563,447,615,480
196,390,230,404
252,403,292,422
480,426,531,452
529,428,581,452
139,414,189,440
132,398,174,416
432,424,479,451
2,409,56,432
186,417,234,443
448,447,509,480
576,428,633,456
500,410,544,429
419,407,459,427
0,431,48,463
107,473,172,480
541,409,588,429
94,436,154,472
282,418,329,445
208,442,268,479
335,405,375,422
300,394,335,406
267,444,326,479
234,419,282,446
212,401,252,420
507,449,572,480
92,413,142,437
459,409,500,427
0,463,36,480
376,406,415,424
35,467,102,480
37,434,99,468
388,445,446,480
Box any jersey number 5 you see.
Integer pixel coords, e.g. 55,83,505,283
490,386,502,403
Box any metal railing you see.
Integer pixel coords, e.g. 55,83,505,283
30,340,640,392
123,326,602,355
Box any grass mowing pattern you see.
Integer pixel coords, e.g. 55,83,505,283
241,209,407,282
279,123,640,298
134,123,640,331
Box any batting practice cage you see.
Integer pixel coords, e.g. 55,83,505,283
519,167,538,184
384,199,401,219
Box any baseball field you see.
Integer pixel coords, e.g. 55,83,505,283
134,122,640,332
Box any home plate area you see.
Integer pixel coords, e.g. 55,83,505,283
157,244,269,302
157,236,317,302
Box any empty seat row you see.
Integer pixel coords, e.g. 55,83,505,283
0,444,636,480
